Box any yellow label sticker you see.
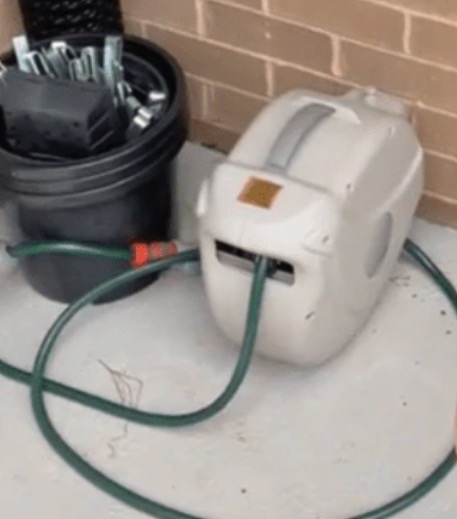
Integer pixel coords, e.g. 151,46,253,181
238,177,283,209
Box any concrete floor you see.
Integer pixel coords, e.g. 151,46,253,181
0,144,456,518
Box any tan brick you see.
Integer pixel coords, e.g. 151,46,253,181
273,64,352,96
378,0,457,20
206,84,267,132
340,41,457,113
223,0,262,9
122,0,197,33
124,17,143,37
0,0,23,53
145,24,267,95
423,153,457,199
186,76,206,119
190,119,240,152
414,108,457,159
411,17,457,69
205,1,332,72
269,0,404,51
418,192,457,228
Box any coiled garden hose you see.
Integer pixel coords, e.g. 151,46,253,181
0,238,455,518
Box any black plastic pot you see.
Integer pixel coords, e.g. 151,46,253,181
0,34,188,304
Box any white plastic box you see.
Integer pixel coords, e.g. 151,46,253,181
197,89,424,367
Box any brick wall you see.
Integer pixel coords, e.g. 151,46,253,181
122,0,457,228
0,0,23,53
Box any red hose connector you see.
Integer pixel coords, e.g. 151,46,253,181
131,241,179,268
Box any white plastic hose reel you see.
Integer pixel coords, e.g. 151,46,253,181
197,88,424,367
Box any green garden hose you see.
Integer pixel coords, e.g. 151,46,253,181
0,238,455,518
6,240,132,262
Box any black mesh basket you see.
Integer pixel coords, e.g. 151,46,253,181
18,0,123,41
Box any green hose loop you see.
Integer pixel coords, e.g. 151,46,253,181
0,239,455,518
30,254,269,519
2,249,267,428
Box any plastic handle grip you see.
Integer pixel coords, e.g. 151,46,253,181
266,103,335,171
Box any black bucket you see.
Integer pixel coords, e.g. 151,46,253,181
0,34,187,304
